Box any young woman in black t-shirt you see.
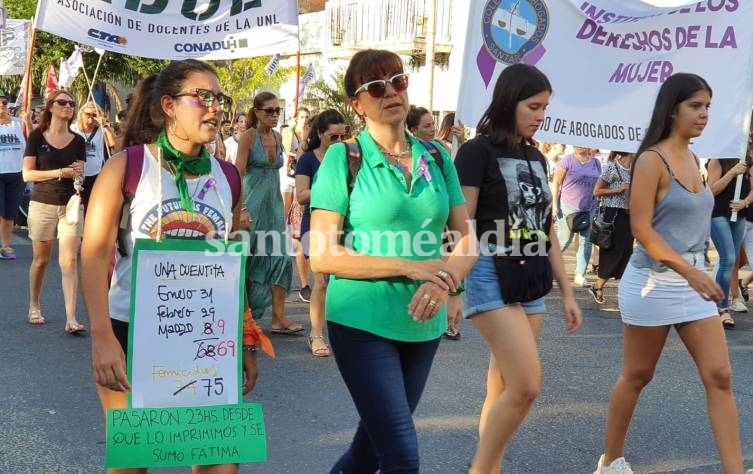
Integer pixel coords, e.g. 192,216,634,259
454,64,582,474
22,90,86,332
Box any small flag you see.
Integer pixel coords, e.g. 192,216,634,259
298,63,315,97
59,45,86,88
45,63,59,98
264,53,281,76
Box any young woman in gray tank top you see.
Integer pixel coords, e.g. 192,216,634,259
594,74,745,474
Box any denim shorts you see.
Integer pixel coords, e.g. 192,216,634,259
463,253,546,318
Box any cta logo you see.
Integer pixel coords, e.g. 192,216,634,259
87,28,127,46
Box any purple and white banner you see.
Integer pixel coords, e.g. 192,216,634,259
35,0,299,61
457,0,753,158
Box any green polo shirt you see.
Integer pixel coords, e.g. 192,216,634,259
311,129,465,341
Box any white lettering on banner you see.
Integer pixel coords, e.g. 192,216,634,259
457,0,753,158
36,0,298,60
0,20,30,75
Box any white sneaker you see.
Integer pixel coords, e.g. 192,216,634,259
574,274,587,287
730,297,748,313
594,455,633,474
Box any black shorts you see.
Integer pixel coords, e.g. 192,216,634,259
111,319,129,357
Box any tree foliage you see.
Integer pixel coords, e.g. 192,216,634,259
212,58,295,115
302,71,358,130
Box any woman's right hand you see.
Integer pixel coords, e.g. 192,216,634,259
728,162,748,177
685,267,724,302
404,259,458,292
92,333,131,392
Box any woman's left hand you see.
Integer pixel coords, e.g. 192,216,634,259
408,282,448,323
446,295,463,332
729,199,748,212
563,295,583,334
241,349,259,395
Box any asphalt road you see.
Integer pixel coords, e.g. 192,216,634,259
1,229,751,473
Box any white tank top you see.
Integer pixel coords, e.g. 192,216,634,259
0,118,26,174
109,145,233,322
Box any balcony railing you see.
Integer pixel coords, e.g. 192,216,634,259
326,0,453,63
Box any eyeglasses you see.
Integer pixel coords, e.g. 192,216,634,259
354,73,409,98
173,88,233,113
54,99,76,108
261,107,282,115
326,133,346,141
84,112,97,117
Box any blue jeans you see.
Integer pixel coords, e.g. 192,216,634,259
710,216,747,308
557,204,595,276
328,322,440,474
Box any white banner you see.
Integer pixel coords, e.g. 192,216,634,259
35,0,299,61
0,19,29,75
457,0,753,158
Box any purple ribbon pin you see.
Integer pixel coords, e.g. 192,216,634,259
417,156,432,183
197,177,216,200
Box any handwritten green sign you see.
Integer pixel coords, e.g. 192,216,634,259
105,404,266,468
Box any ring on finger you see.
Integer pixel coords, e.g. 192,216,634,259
422,294,431,301
428,300,437,307
437,270,449,280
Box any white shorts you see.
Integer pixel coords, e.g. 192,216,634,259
618,256,718,326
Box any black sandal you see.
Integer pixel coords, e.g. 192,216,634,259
588,285,606,304
720,309,736,329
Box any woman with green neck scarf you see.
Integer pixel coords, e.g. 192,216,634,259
80,60,264,474
235,92,299,334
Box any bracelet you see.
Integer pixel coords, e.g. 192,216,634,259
242,345,258,353
58,168,63,181
448,279,465,296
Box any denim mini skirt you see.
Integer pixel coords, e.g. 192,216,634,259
463,252,546,319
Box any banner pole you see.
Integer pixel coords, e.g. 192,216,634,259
22,16,36,114
293,49,301,115
83,51,105,111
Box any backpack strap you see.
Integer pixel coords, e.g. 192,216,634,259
418,139,444,172
344,138,362,193
216,158,241,209
117,145,145,257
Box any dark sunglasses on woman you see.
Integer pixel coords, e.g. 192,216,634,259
172,88,233,113
54,99,76,108
354,73,409,98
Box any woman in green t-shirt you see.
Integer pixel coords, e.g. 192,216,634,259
309,49,478,473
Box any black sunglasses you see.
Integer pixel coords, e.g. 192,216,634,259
54,99,76,108
0,100,8,106
326,133,346,141
173,88,233,113
354,73,409,98
260,107,282,115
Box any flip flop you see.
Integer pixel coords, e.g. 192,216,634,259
65,321,87,334
270,324,304,335
444,328,461,340
28,309,45,325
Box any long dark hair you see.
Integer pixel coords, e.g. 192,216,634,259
38,90,76,132
248,91,277,128
304,109,346,151
636,73,712,157
476,64,552,150
122,59,218,148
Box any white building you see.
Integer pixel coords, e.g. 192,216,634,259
276,0,470,125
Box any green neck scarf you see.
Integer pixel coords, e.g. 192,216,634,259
157,131,212,211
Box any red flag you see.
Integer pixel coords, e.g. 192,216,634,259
45,63,59,98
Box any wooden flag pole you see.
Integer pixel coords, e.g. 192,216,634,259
293,49,301,115
22,16,36,134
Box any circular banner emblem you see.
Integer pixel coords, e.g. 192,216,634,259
482,0,549,65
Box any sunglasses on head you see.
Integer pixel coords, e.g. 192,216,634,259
261,107,282,115
54,99,76,108
172,88,233,113
354,73,409,98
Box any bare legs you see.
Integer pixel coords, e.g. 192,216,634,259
0,217,13,248
270,284,302,331
601,318,743,473
470,307,543,474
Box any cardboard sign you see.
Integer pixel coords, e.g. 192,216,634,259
105,238,266,468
